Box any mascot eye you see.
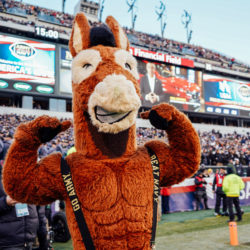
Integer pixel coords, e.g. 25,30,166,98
83,63,92,69
125,63,131,70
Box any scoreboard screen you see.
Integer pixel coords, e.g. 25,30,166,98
203,74,250,117
137,59,202,112
0,35,55,85
1,33,248,118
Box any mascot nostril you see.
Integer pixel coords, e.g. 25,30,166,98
3,12,201,250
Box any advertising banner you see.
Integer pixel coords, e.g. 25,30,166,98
203,74,250,117
130,47,194,68
138,60,202,111
0,35,55,85
167,177,250,212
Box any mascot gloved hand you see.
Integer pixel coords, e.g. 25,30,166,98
3,12,200,250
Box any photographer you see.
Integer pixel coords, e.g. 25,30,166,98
194,169,209,211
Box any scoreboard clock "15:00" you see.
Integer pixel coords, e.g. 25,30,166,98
35,26,59,40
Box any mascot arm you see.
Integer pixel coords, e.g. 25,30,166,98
141,103,201,186
3,116,71,205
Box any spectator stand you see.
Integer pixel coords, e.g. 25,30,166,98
1,107,248,170
0,107,249,214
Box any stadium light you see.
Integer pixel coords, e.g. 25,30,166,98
99,0,105,22
181,9,193,44
155,0,167,38
62,0,66,13
126,0,138,30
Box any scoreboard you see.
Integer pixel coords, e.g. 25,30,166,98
203,74,250,117
0,33,249,118
0,34,55,94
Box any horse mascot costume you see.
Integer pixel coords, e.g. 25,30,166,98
3,13,200,249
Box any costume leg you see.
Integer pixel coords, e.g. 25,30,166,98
227,197,234,221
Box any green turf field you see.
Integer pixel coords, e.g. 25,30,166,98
53,206,250,250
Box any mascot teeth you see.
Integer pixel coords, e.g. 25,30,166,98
95,106,131,124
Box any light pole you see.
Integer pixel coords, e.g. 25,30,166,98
99,0,105,22
127,0,138,30
181,9,193,44
155,0,167,38
62,0,66,13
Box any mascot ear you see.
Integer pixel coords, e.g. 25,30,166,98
69,12,90,57
105,16,130,51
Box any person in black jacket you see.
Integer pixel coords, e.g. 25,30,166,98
0,163,48,250
194,169,209,211
140,62,165,107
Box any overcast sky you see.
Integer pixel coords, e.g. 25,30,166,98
23,0,250,65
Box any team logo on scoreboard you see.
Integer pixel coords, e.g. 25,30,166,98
9,42,37,60
237,85,250,101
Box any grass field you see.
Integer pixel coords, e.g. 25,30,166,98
53,206,250,250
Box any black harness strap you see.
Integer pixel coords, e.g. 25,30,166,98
60,158,95,250
147,147,160,249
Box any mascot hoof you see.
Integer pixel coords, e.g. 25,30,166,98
140,103,176,130
148,110,169,130
15,116,71,146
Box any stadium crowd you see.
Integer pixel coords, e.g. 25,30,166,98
0,0,74,26
0,113,248,247
199,130,249,167
124,28,250,72
0,114,249,173
0,0,250,73
0,14,35,26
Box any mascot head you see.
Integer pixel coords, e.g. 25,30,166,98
69,13,141,158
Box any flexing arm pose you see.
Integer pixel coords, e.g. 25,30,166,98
141,103,201,186
3,116,71,204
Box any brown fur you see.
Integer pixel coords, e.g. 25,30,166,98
105,16,130,51
69,13,90,57
3,13,200,249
